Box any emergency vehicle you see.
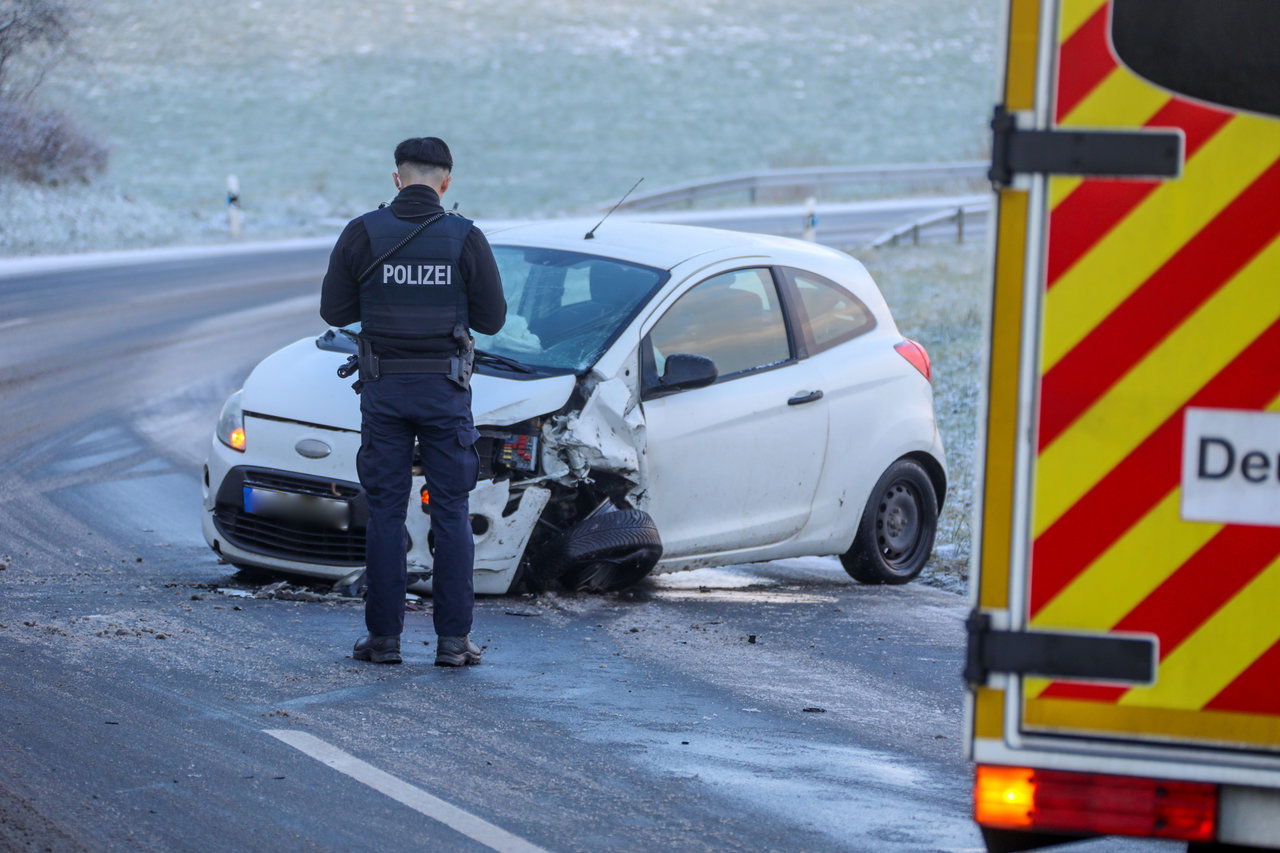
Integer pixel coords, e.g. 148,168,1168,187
965,1,1280,850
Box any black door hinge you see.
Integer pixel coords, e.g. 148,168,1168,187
965,610,1156,686
988,104,1183,187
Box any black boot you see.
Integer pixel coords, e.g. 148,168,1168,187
435,635,481,667
353,633,402,664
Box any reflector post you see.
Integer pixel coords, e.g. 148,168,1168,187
974,765,1217,842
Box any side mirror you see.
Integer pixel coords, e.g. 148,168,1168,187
658,353,718,393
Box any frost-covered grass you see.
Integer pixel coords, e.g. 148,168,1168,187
0,176,349,256
5,0,1001,256
861,239,989,592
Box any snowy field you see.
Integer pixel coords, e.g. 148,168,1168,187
2,0,1000,255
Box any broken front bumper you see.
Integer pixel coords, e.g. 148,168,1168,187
201,414,548,594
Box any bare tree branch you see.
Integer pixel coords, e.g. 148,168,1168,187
0,0,81,100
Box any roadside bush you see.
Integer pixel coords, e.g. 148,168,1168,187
0,98,106,183
0,0,105,183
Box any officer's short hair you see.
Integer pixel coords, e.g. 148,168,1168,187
395,137,453,173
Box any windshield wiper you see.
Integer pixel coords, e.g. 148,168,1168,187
475,349,536,374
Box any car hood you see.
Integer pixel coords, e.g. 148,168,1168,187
241,337,578,431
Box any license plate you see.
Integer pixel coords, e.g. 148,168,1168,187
243,486,350,531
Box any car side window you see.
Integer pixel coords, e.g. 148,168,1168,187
785,267,876,354
648,268,791,380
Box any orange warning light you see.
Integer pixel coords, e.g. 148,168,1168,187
229,427,246,452
974,765,1035,828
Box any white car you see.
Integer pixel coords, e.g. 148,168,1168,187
202,220,945,594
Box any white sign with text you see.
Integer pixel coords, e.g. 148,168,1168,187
1181,407,1280,527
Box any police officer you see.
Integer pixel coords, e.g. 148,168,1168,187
320,137,506,666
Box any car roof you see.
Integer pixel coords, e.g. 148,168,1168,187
482,218,845,271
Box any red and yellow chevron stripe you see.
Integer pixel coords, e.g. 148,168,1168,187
1022,0,1280,749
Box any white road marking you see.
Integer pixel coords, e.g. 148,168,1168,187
264,729,549,853
0,317,31,330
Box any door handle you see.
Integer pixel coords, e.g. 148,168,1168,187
787,390,824,406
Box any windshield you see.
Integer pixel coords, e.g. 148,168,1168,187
315,246,666,374
480,245,667,372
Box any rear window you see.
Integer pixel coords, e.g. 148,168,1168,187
1112,0,1280,118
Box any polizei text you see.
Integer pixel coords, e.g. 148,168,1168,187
382,263,454,286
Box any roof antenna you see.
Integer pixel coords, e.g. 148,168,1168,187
585,177,643,240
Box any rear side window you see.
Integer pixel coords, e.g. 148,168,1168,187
783,267,876,354
648,268,791,379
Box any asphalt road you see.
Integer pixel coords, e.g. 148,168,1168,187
0,247,1172,852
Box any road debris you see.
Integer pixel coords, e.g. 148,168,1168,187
802,707,826,713
215,579,360,604
254,581,324,602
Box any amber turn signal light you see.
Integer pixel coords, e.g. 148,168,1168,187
974,764,1216,842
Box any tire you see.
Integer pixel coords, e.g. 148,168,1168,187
556,509,663,593
840,459,938,585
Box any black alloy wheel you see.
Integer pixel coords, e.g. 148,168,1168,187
840,459,938,585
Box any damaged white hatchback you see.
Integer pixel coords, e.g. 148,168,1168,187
202,220,946,594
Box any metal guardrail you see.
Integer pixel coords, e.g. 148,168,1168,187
864,201,993,249
609,161,989,211
615,193,991,251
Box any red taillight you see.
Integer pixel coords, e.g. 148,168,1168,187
974,765,1217,842
894,338,931,382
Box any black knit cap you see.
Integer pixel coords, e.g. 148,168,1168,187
394,137,452,170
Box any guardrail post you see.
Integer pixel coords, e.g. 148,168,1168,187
957,206,965,244
911,222,920,246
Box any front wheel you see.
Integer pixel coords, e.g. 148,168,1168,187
840,459,938,585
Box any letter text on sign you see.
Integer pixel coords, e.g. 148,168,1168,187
1181,408,1280,527
382,263,452,285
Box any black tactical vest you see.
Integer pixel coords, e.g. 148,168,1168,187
358,208,472,354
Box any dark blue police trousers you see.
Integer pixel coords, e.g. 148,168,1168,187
357,374,479,638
